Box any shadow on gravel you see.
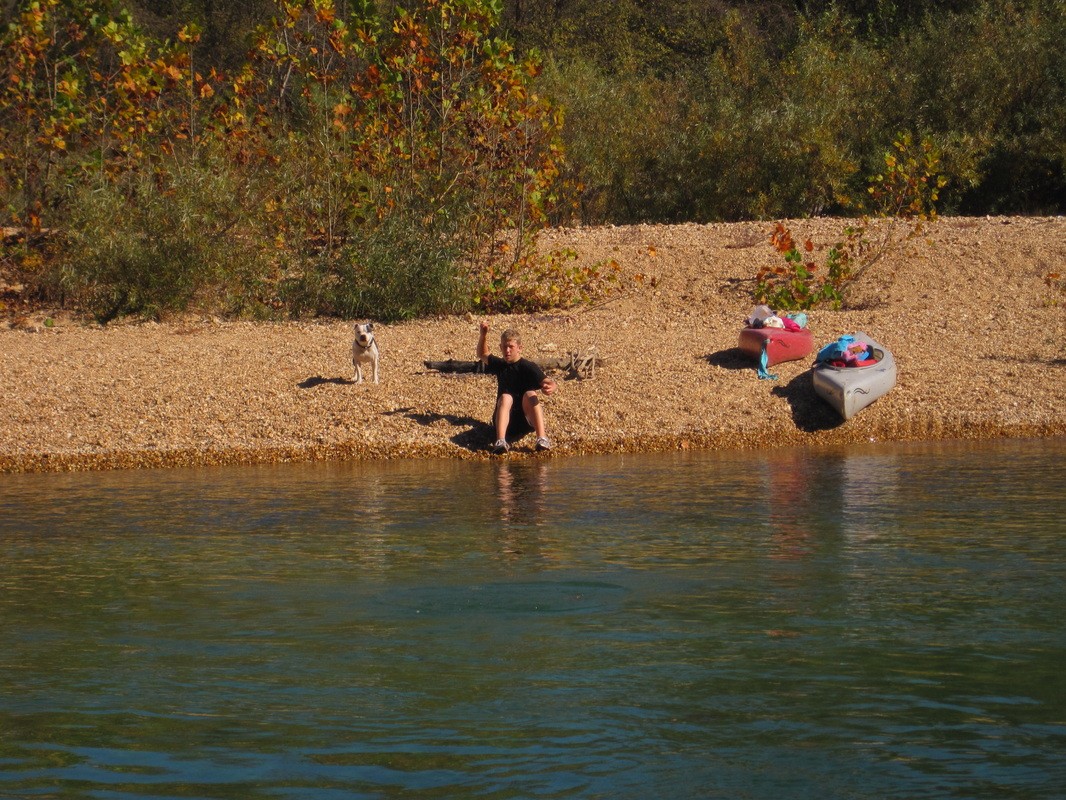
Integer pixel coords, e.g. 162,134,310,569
704,348,753,371
770,371,843,432
705,348,842,431
386,407,493,452
298,375,354,389
981,355,1066,367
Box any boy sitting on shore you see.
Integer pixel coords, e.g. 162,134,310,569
477,322,557,453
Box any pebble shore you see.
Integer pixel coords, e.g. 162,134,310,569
2,216,1064,473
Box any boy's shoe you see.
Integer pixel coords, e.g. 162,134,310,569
535,437,551,451
491,439,510,454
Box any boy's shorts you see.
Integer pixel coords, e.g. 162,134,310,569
497,395,533,442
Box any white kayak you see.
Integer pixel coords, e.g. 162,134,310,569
811,331,897,420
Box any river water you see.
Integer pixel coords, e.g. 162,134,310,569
2,438,1065,799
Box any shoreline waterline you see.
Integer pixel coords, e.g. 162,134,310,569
3,424,1064,475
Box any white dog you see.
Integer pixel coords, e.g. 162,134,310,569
352,322,380,384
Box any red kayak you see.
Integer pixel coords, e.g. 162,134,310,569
738,326,815,367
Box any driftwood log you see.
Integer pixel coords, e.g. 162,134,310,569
425,347,606,379
421,359,485,374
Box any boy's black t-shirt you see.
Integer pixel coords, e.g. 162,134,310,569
484,355,545,398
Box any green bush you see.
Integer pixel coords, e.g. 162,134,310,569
4,0,569,323
278,208,467,322
41,154,272,322
49,184,205,322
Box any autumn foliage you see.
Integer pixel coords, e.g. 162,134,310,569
0,0,596,321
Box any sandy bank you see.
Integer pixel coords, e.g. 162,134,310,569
2,216,1064,473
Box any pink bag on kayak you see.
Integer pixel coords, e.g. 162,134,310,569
781,317,801,332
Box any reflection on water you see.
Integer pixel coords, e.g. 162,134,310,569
495,460,554,561
495,460,549,526
2,438,1066,799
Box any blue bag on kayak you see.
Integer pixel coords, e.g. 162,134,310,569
816,334,855,363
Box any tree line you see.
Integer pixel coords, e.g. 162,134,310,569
1,0,1062,322
515,0,1064,222
117,0,1066,221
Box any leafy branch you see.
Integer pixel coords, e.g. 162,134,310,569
755,133,946,311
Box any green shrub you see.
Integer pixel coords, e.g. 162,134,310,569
755,222,858,311
341,225,467,322
40,155,272,322
50,184,206,322
278,208,467,322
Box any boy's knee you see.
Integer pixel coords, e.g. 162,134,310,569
523,390,540,406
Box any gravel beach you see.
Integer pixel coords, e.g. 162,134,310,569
2,216,1064,473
